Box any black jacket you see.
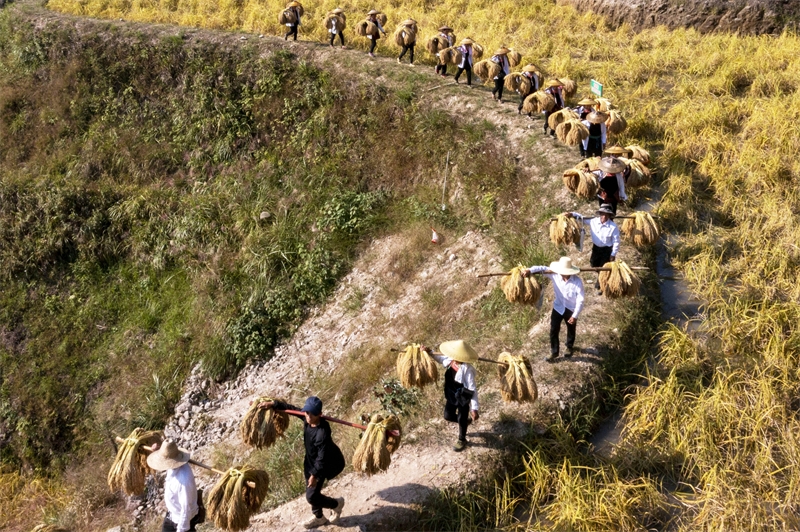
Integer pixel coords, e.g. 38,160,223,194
274,401,346,480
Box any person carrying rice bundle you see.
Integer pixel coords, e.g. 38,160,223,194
434,26,455,76
326,8,346,48
147,441,201,532
421,340,480,452
581,111,608,158
543,79,565,136
283,1,303,41
490,47,511,102
258,397,346,529
395,19,417,65
567,204,621,293
604,145,633,184
365,10,387,58
454,38,476,86
523,257,585,361
576,97,597,119
593,157,628,214
517,64,541,114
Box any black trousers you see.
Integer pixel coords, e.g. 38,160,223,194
443,399,471,441
550,308,576,355
586,136,603,157
284,24,298,40
161,513,201,532
492,75,505,99
590,244,613,267
305,476,337,518
435,62,447,75
518,93,527,112
329,31,344,46
455,65,472,85
398,43,415,63
369,37,378,53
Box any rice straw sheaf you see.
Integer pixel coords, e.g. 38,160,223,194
598,261,642,299
324,14,345,32
500,265,542,305
352,414,402,476
439,46,462,66
108,427,163,496
393,25,416,46
207,465,270,532
621,212,660,246
376,13,387,25
625,145,651,166
473,60,502,83
356,20,369,36
522,91,555,114
605,110,627,134
575,156,602,172
547,108,579,131
471,42,484,59
621,157,652,188
278,9,296,24
507,50,522,68
426,36,445,54
558,78,577,98
596,97,615,112
497,352,538,403
557,118,589,146
396,343,439,388
563,169,598,198
240,397,290,449
549,213,582,247
504,72,522,91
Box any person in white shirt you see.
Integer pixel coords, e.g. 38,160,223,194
422,340,480,452
517,64,540,114
592,156,628,214
454,38,475,86
568,204,621,292
366,10,387,58
147,440,201,532
490,47,511,102
523,257,585,361
581,111,608,158
434,26,455,76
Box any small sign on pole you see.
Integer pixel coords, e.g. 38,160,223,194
590,79,603,97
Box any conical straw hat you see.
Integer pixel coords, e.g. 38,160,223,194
146,441,191,471
439,340,478,364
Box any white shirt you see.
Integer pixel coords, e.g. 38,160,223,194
580,120,607,149
440,32,454,47
591,170,628,201
524,71,540,92
491,55,510,78
165,463,198,532
458,45,473,68
573,213,620,256
432,355,479,411
527,266,585,318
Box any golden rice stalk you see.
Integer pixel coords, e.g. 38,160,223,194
356,20,369,37
522,91,555,114
426,36,444,54
278,9,296,25
596,97,615,112
507,50,522,68
517,75,532,96
352,414,402,476
621,157,651,188
396,343,439,388
549,213,582,247
473,59,502,83
497,352,538,403
558,78,577,98
108,427,163,496
376,13,387,26
472,42,484,59
393,25,416,46
500,265,542,305
575,156,601,172
240,397,290,449
576,171,599,198
31,526,69,532
504,72,521,91
598,261,642,299
438,46,462,66
621,212,660,246
547,108,579,131
557,119,589,146
207,465,270,532
625,145,651,166
605,110,627,134
324,14,345,32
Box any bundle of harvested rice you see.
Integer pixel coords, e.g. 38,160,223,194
549,213,582,247
621,212,659,246
240,397,290,449
396,343,439,388
393,26,416,46
278,9,296,24
621,157,651,188
599,261,642,298
596,97,614,112
472,42,484,59
625,145,651,166
108,428,163,496
207,465,270,532
376,13,387,26
500,265,542,305
556,119,589,146
473,60,502,82
605,110,627,134
288,2,304,16
32,526,69,532
507,50,522,68
558,78,577,98
504,72,522,91
439,46,462,66
547,108,579,131
426,36,446,54
497,352,537,403
522,91,555,114
324,13,345,32
352,414,402,476
563,169,599,199
356,20,370,36
575,156,601,172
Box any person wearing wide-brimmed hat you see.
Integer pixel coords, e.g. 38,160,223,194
581,110,608,158
575,97,597,120
396,19,418,65
592,156,628,214
490,47,511,102
566,204,621,291
517,64,541,114
454,38,475,86
327,7,346,48
543,79,565,136
366,10,387,58
422,340,480,451
523,257,585,361
604,145,633,183
259,396,346,528
284,1,303,41
147,441,200,532
434,26,455,76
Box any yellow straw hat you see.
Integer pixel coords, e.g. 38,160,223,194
287,1,301,6
522,64,539,73
459,38,474,45
146,441,191,471
546,79,563,88
332,7,344,13
577,97,597,106
439,340,478,364
439,25,453,32
586,111,609,124
599,157,626,173
494,47,510,55
604,145,628,156
367,9,380,15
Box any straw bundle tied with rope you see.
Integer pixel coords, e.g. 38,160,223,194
357,20,379,37
325,13,345,32
605,110,627,135
473,60,501,82
621,212,659,246
625,145,651,166
352,414,402,476
207,465,270,532
620,157,651,188
497,352,537,403
396,343,439,388
599,261,642,298
438,46,462,66
507,50,522,68
278,9,297,24
393,25,416,46
558,78,577,98
504,72,521,91
557,119,589,146
472,41,484,59
596,97,614,112
240,396,290,449
547,108,578,131
426,35,448,54
522,91,555,113
107,428,162,496
549,213,582,247
576,156,602,172
500,265,542,305
288,2,304,16
562,169,598,199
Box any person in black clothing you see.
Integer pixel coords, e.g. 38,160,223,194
396,19,417,65
581,110,608,158
259,396,345,529
284,2,302,41
490,47,511,102
593,156,628,214
543,79,565,136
